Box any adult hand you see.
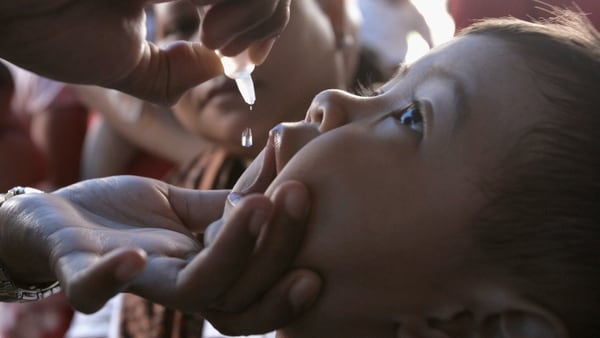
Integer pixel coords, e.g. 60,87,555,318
0,0,292,105
198,0,291,63
0,176,319,334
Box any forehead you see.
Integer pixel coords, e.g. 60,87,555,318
381,34,551,187
387,34,528,95
395,34,546,138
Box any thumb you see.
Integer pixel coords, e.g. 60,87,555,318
63,248,147,314
111,41,223,106
248,37,278,66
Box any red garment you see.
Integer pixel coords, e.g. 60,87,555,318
449,0,600,31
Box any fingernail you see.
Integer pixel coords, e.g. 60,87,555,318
285,186,309,221
227,192,243,206
289,276,319,313
115,251,146,282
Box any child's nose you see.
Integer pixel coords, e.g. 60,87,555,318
305,89,356,132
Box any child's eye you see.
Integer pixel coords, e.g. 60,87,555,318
393,103,424,133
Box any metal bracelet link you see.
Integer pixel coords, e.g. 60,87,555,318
0,186,43,207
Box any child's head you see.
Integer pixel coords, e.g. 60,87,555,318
216,9,600,338
153,0,361,158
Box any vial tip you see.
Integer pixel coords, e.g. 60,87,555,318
235,76,256,106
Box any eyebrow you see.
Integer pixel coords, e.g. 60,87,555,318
383,63,471,131
410,65,471,132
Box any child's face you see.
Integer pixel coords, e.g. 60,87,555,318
221,33,550,335
154,1,354,157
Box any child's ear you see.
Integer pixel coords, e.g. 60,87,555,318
420,308,568,338
494,310,567,338
419,285,569,338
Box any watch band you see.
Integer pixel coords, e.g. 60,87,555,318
0,186,43,207
0,186,61,302
0,265,61,302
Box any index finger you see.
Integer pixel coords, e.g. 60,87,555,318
171,195,273,311
111,41,223,105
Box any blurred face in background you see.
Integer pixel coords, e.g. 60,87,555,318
154,0,360,158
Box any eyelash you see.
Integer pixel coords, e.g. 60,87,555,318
353,85,425,134
353,84,382,97
393,102,424,133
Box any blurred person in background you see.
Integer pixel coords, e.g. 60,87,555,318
358,0,433,78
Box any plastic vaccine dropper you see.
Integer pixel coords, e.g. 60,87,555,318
197,7,256,147
221,49,256,147
218,50,256,106
224,51,256,147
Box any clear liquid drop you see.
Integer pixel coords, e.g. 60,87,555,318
241,127,253,148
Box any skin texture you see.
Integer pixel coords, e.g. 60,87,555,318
155,0,357,158
75,0,359,182
0,0,292,105
0,176,320,335
221,34,555,337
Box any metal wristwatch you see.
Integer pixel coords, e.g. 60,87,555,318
0,186,61,302
0,265,61,302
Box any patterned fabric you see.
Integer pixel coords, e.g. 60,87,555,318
120,146,247,338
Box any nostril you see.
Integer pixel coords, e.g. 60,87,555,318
313,109,325,124
305,103,324,124
306,89,352,131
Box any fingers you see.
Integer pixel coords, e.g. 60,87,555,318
166,195,273,311
199,0,291,56
208,181,311,312
111,41,223,106
168,187,230,233
59,248,147,313
248,37,278,65
203,269,321,336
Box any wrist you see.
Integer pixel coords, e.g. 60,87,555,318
0,186,61,302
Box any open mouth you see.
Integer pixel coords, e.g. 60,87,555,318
227,122,320,205
228,128,278,204
243,137,277,195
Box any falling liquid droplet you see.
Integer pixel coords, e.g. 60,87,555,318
241,127,253,148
